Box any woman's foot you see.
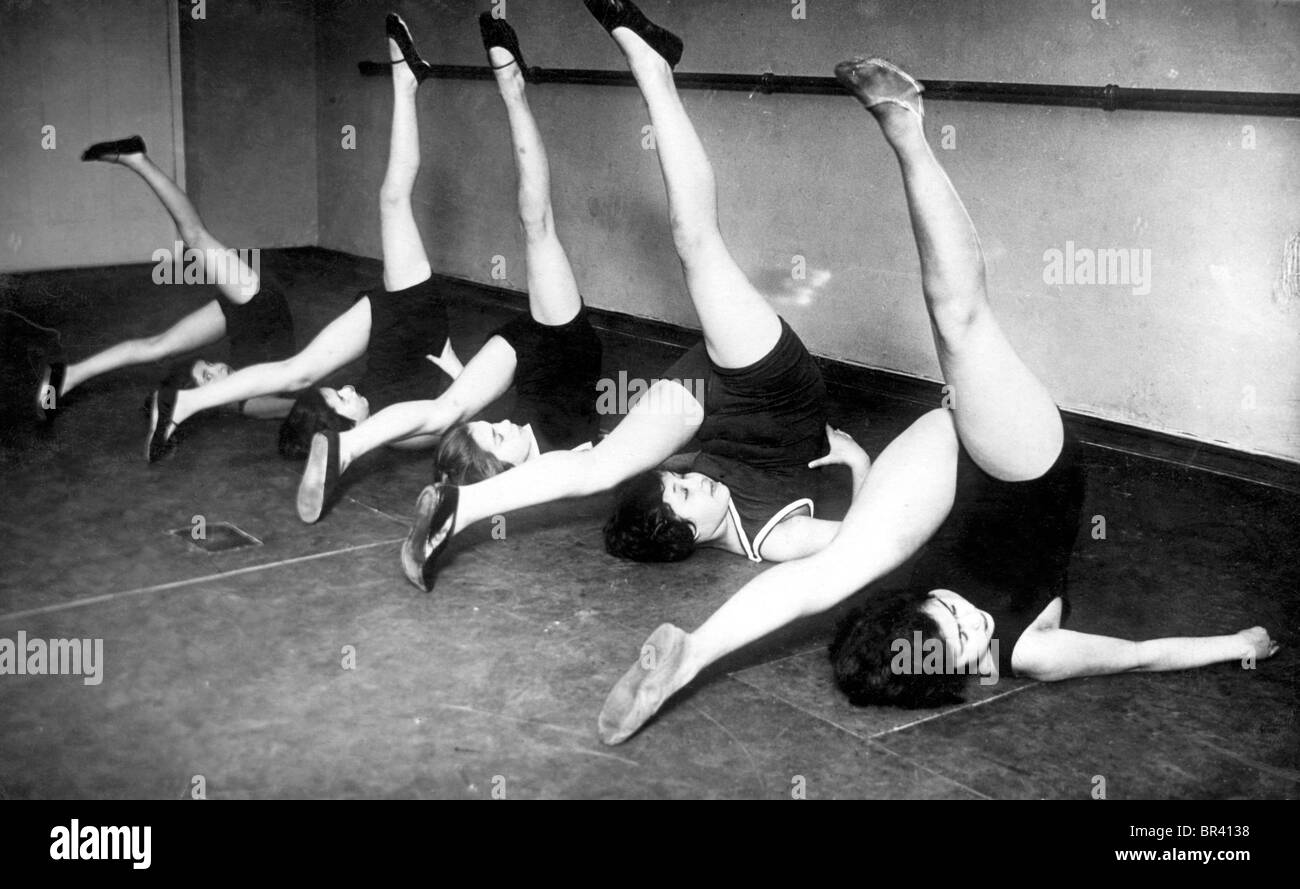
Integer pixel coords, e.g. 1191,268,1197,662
401,482,460,592
34,361,65,421
386,12,432,84
144,386,180,463
297,431,346,523
81,135,146,163
479,12,529,78
598,623,693,745
834,58,924,120
584,0,683,69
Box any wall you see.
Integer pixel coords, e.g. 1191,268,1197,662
314,0,1300,462
8,0,1294,460
0,0,180,272
179,0,318,249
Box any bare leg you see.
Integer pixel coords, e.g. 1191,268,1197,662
843,63,1062,481
61,300,226,395
101,151,259,304
336,336,516,469
599,409,960,744
172,300,371,424
380,36,433,293
611,28,781,369
451,379,704,533
330,42,577,471
491,48,582,326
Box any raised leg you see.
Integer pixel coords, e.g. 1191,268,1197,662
843,62,1062,481
490,42,582,326
61,300,226,396
172,299,372,424
610,26,781,369
379,34,433,293
109,152,259,304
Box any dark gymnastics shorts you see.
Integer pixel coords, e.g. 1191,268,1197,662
662,317,829,558
907,424,1088,675
219,275,296,368
490,304,603,452
355,277,451,410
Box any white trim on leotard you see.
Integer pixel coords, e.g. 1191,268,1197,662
727,496,815,563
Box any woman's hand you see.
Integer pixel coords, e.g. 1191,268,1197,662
808,424,869,472
1237,626,1280,662
426,340,464,381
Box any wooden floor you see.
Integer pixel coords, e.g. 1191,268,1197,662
0,249,1295,799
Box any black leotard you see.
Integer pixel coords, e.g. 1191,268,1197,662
355,277,451,410
219,271,296,367
907,424,1087,677
488,304,603,452
662,318,829,561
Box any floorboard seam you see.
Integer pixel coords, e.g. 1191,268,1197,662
867,683,1041,740
686,701,769,796
282,461,414,528
0,538,405,622
725,674,992,799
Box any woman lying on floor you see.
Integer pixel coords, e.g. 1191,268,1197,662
596,54,1279,745
39,137,297,426
295,14,603,523
140,14,455,464
400,1,875,593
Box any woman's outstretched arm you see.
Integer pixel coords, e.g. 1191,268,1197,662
1012,600,1279,681
337,337,518,467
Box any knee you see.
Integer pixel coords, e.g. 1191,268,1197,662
518,212,554,244
927,296,985,344
139,334,170,361
669,218,716,259
179,223,213,250
377,185,410,212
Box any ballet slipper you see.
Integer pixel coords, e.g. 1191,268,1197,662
385,12,433,83
297,431,343,524
597,623,691,745
834,57,924,119
583,0,683,69
81,135,146,162
401,481,460,592
144,385,180,463
34,361,65,421
479,12,530,79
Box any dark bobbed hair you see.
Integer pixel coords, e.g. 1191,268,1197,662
434,422,513,485
829,587,968,709
278,388,357,459
603,469,697,563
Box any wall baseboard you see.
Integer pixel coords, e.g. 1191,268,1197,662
298,249,1300,495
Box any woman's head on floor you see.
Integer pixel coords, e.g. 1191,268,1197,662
277,386,368,459
603,469,730,562
163,358,231,391
830,586,996,709
433,419,539,484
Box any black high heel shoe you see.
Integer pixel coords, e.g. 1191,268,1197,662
81,135,146,162
479,12,530,80
385,12,433,83
583,0,683,69
401,482,460,592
